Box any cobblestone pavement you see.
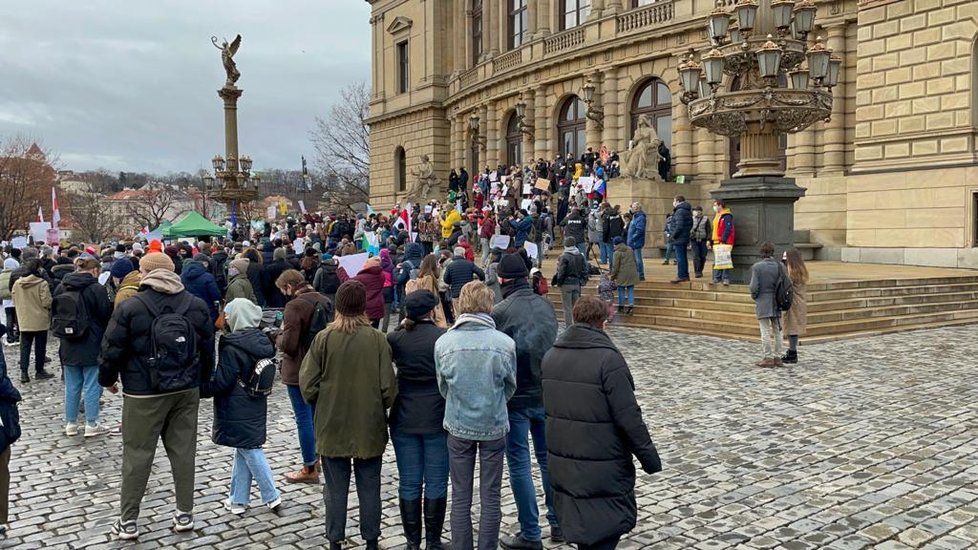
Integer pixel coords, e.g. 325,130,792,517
2,324,977,549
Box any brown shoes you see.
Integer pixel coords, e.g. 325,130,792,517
754,357,785,368
285,461,322,484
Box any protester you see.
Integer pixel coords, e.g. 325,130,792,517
610,236,639,316
99,251,216,540
443,247,485,315
626,202,647,282
435,281,517,550
242,248,266,306
181,255,222,322
388,290,449,550
782,248,809,365
11,259,54,383
0,326,21,538
542,296,662,549
749,242,785,368
312,257,342,303
405,255,448,328
338,256,386,328
53,257,113,437
711,200,735,286
276,269,333,484
554,237,588,327
492,254,561,548
669,195,693,284
0,259,18,347
206,298,281,515
690,206,712,279
261,248,290,308
299,280,396,550
224,258,257,304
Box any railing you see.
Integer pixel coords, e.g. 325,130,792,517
617,0,676,34
459,67,478,90
494,48,523,73
544,27,585,54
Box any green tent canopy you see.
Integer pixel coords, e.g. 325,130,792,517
162,211,226,238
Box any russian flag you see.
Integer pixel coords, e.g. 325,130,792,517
595,177,607,196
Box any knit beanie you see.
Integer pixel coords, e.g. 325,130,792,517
147,240,163,253
164,245,179,258
110,258,135,279
132,242,144,253
613,236,624,246
335,280,367,317
497,253,529,279
229,258,249,276
192,253,210,265
140,252,175,273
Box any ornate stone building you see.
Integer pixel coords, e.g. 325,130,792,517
366,0,978,267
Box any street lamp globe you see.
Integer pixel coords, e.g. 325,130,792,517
212,155,226,171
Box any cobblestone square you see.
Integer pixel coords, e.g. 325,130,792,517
2,324,977,549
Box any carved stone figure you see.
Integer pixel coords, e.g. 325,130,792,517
621,115,664,181
213,34,242,86
408,154,440,200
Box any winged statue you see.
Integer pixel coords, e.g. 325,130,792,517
212,34,242,86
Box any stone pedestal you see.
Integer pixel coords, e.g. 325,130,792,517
711,176,806,283
606,176,706,252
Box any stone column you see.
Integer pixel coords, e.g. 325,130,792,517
601,67,621,150
822,23,847,175
485,104,499,169
527,0,538,39
673,94,694,177
486,0,499,56
590,0,606,20
522,89,536,162
534,0,551,37
585,74,603,150
219,86,243,174
694,128,716,182
535,84,550,160
604,0,623,16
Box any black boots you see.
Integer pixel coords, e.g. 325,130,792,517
19,371,28,383
400,498,423,550
782,350,798,364
423,498,447,550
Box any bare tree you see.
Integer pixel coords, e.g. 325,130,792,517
64,185,122,243
310,81,370,211
0,137,56,241
125,184,187,230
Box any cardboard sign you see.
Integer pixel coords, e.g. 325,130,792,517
535,178,550,191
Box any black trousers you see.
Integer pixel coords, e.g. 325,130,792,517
578,535,621,550
322,456,382,544
4,309,17,343
19,330,46,373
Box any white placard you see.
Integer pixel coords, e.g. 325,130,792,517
11,237,28,249
337,252,369,277
29,222,51,244
578,177,594,193
490,171,499,182
266,205,277,220
520,199,532,211
298,200,307,214
490,234,511,250
522,183,532,195
524,241,538,260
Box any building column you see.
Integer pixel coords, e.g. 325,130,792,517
673,94,693,177
534,0,551,37
602,67,621,151
822,23,847,175
487,0,500,56
590,0,606,20
694,128,717,182
535,84,551,160
486,103,500,169
604,0,623,16
522,89,536,162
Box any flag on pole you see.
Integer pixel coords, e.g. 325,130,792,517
51,187,61,229
595,178,607,196
392,203,412,242
37,206,43,223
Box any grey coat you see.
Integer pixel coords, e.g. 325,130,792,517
749,258,782,320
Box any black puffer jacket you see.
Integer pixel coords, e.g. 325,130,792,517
491,280,558,411
443,256,485,299
387,321,447,435
54,272,113,367
542,324,662,545
208,327,276,449
99,270,216,396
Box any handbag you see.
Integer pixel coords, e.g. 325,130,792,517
713,244,733,270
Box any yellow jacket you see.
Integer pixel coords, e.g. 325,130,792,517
441,210,461,239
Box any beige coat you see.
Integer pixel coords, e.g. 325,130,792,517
405,274,448,328
783,282,807,336
12,275,52,332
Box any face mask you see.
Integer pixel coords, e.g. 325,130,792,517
713,206,720,213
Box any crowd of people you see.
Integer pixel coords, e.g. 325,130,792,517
0,203,663,549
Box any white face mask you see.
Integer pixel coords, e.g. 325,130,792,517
713,205,720,213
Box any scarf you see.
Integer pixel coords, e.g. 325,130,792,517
451,312,496,331
501,278,530,299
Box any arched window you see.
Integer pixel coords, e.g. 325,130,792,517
394,147,406,192
630,78,672,149
506,112,523,167
557,96,587,160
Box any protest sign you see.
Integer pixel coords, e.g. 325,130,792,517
11,237,27,249
337,252,368,277
522,183,532,195
578,177,594,193
490,234,511,250
524,241,538,260
535,178,550,191
520,199,532,211
29,222,50,244
45,228,60,246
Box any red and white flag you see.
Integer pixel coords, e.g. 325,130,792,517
392,203,412,242
51,187,61,229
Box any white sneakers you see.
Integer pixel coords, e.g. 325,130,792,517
65,423,79,437
84,424,114,438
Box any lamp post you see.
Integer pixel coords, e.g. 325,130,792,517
469,112,487,151
515,94,534,138
581,78,604,130
676,0,840,282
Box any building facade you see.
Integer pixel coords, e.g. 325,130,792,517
366,0,978,268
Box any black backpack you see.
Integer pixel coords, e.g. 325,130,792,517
51,288,90,341
775,264,794,312
299,295,333,352
394,260,418,286
315,265,341,295
239,357,278,397
134,293,199,392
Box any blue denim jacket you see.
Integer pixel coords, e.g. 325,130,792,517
434,314,517,441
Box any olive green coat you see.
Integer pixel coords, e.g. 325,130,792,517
610,243,640,288
299,325,396,459
224,274,257,304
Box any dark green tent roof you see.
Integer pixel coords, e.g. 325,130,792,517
162,211,226,238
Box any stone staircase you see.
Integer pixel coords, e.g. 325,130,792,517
548,274,978,343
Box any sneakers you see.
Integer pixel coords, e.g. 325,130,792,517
34,369,55,380
266,497,282,512
84,424,115,438
111,519,139,540
172,512,194,532
65,423,79,437
225,500,246,515
500,533,544,550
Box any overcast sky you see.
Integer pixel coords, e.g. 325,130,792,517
0,0,371,175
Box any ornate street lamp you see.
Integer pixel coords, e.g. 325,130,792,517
469,112,487,151
515,94,534,138
581,77,605,130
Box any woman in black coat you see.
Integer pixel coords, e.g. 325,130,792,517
387,290,449,550
206,297,281,515
542,296,661,550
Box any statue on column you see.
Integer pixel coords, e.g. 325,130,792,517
408,154,440,201
212,34,242,86
620,115,663,181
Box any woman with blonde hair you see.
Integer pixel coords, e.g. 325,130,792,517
405,255,447,328
781,248,809,365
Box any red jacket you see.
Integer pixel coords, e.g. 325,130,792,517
479,218,496,239
338,263,386,321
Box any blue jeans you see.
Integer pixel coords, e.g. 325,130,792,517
286,384,317,466
599,242,613,265
674,241,689,279
391,431,449,500
64,365,101,425
506,406,557,541
633,248,645,279
664,242,675,262
617,286,635,307
229,447,281,506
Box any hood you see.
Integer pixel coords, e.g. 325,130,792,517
674,202,691,214
450,312,496,331
403,242,425,265
52,264,75,274
222,326,276,359
563,246,582,256
3,259,18,270
17,274,47,289
361,257,382,273
225,297,262,332
554,324,618,351
140,270,185,295
181,261,207,280
62,272,99,291
119,271,142,288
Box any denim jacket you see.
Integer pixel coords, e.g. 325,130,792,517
434,314,517,441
